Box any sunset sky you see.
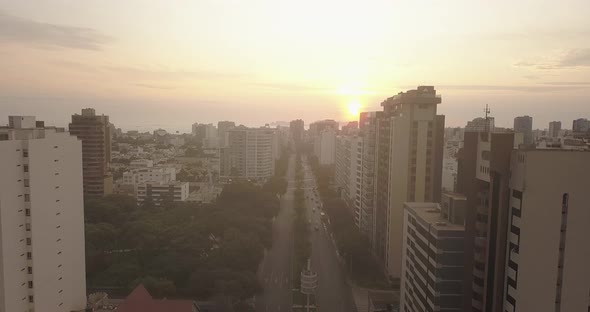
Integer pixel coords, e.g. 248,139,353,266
1,0,589,132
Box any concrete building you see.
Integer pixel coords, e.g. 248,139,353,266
341,121,359,134
69,108,113,198
122,167,176,186
0,116,87,312
513,115,533,145
136,182,189,206
220,126,277,180
359,112,379,243
313,128,336,165
456,131,518,312
572,118,590,138
309,119,339,136
503,149,590,312
289,119,305,144
548,121,561,138
335,135,364,228
400,199,465,312
466,117,495,133
217,121,235,147
373,86,445,279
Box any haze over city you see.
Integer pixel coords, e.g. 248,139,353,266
1,0,590,131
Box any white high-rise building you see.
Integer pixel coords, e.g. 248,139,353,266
380,86,445,278
220,126,277,180
503,149,590,312
313,128,336,165
0,116,87,312
334,135,364,228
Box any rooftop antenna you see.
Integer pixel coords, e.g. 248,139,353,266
484,104,491,133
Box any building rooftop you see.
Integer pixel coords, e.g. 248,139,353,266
405,202,464,231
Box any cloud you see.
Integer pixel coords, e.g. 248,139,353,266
515,48,590,70
133,83,176,90
0,10,112,50
250,82,331,92
559,49,590,67
105,65,245,80
437,83,590,93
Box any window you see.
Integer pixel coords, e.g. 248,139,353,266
24,179,29,187
25,224,31,231
28,267,32,274
28,281,33,289
25,209,30,216
28,296,33,303
26,238,31,245
23,149,28,157
23,165,29,173
27,252,32,260
24,194,30,202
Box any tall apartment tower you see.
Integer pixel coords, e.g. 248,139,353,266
289,119,305,144
375,86,445,279
69,108,113,198
359,112,379,244
0,116,87,312
217,121,235,147
513,115,533,145
456,131,517,312
334,135,364,228
220,126,277,181
548,121,561,138
504,149,590,312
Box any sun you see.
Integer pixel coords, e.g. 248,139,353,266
346,100,361,120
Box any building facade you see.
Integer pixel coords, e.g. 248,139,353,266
0,116,87,312
289,119,305,145
217,121,235,148
503,150,590,312
548,121,561,138
359,112,379,243
68,108,113,198
401,201,465,312
136,182,189,206
466,117,495,133
513,116,533,145
375,86,445,279
313,128,336,165
334,135,364,228
220,127,277,180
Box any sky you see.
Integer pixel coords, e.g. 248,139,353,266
0,0,589,132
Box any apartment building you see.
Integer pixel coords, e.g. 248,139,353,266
373,86,445,279
456,131,518,312
313,128,336,165
359,112,379,243
220,126,277,180
289,119,305,144
400,199,465,312
136,182,189,206
466,117,495,133
335,135,364,228
0,116,87,312
503,149,590,312
217,121,235,148
513,116,533,145
68,108,113,198
548,121,561,138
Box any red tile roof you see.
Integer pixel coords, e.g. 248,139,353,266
116,285,195,312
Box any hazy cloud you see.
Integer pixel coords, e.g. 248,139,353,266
133,83,176,90
437,84,590,93
105,65,245,80
250,82,331,92
559,49,590,67
0,10,112,50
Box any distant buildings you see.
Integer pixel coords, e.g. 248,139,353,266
289,119,305,144
309,119,339,136
136,182,189,206
513,115,533,145
0,116,87,312
548,121,561,138
217,121,235,147
220,126,278,181
466,117,495,133
572,118,590,138
313,128,336,165
359,112,379,242
115,285,197,312
69,108,113,198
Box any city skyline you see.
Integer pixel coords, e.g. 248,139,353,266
1,0,590,130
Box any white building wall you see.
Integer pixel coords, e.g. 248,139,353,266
314,129,336,165
504,150,590,312
0,128,86,312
